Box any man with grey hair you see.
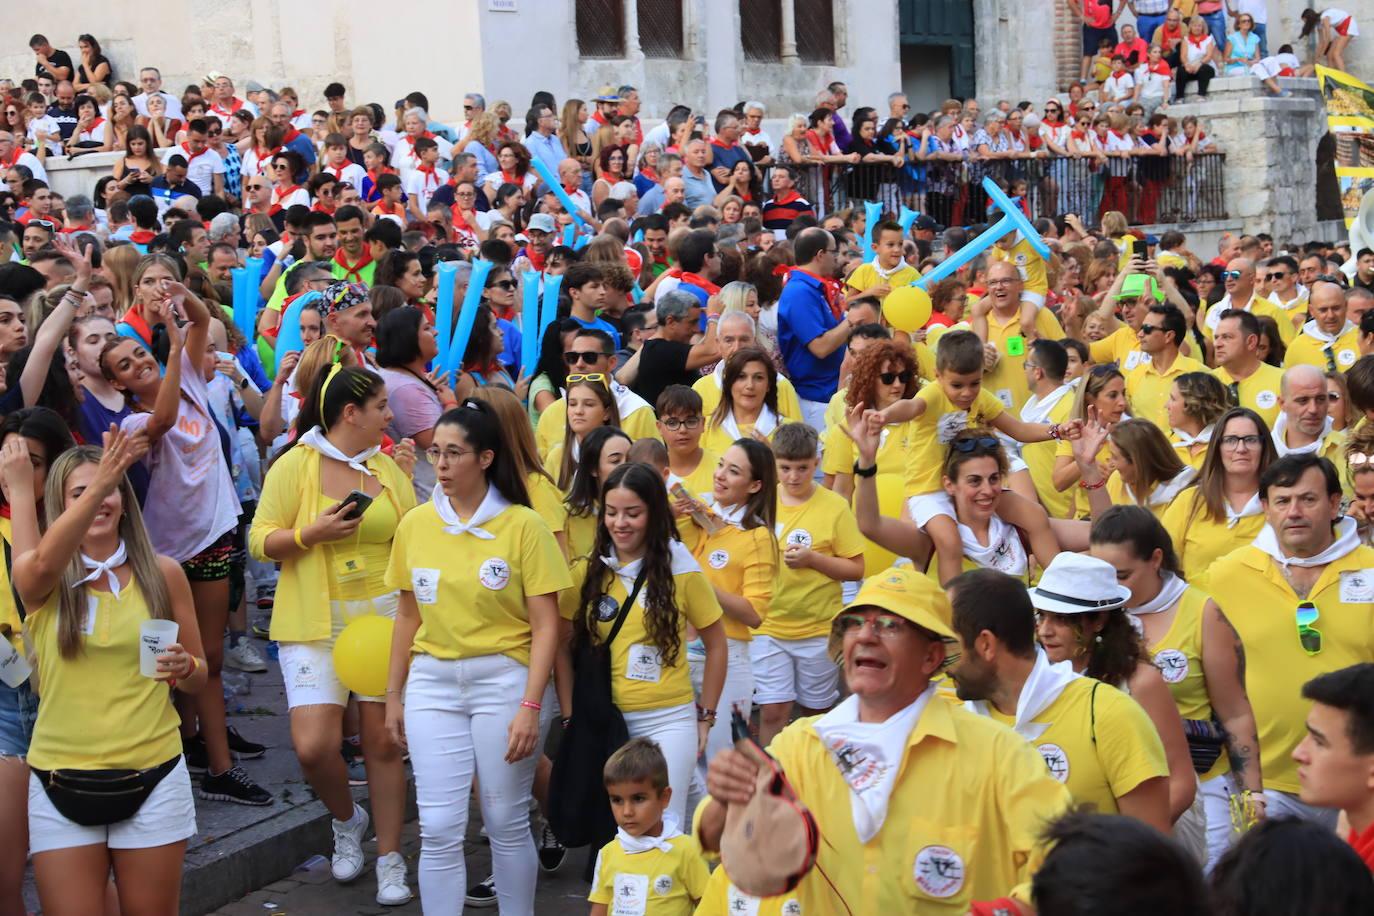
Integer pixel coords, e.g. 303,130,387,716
692,310,803,416
208,211,241,246
886,92,910,120
522,103,565,177
62,194,97,233
682,139,716,209
454,93,486,143
741,100,775,165
826,80,851,148
617,85,642,144
619,289,721,403
637,153,684,215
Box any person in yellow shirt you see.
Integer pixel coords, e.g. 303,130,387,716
1161,407,1277,587
560,426,633,562
15,433,209,916
1272,365,1345,468
1263,255,1308,330
1101,419,1198,519
699,348,784,455
820,321,890,432
1284,279,1360,373
250,364,414,898
657,385,717,500
947,564,1173,833
697,567,1072,914
589,738,710,916
1166,371,1231,470
535,329,659,459
1211,309,1285,430
1207,453,1374,826
1020,339,1079,518
757,423,865,745
692,311,803,421
383,400,571,913
560,462,726,825
1125,303,1207,429
469,386,568,558
1088,262,1197,371
968,261,1066,413
845,220,920,304
986,230,1049,350
547,374,621,489
1090,506,1267,868
1202,258,1295,346
691,865,801,916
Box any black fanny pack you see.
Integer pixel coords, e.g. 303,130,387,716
1182,717,1227,775
30,756,180,827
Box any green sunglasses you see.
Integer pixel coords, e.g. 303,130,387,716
1296,602,1321,656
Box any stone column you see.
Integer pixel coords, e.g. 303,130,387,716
781,0,799,64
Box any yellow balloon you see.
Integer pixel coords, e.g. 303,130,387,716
332,615,395,697
884,286,933,333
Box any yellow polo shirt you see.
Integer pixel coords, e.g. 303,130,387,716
694,698,1072,914
983,307,1066,413
589,833,709,915
1159,488,1266,587
1145,585,1229,781
1089,324,1143,367
1203,296,1295,344
845,261,921,300
1205,543,1374,793
693,372,803,425
990,237,1048,294
1211,362,1284,431
1126,352,1207,430
684,523,777,641
987,677,1168,815
1023,393,1077,519
1169,431,1210,470
824,418,919,575
904,383,1006,497
764,486,865,640
1283,325,1361,373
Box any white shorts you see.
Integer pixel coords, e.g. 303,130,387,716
1021,290,1046,308
279,593,399,709
907,492,955,529
750,635,839,708
28,757,196,854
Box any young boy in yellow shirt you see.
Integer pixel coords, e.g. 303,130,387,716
589,738,709,916
755,423,865,746
845,220,920,305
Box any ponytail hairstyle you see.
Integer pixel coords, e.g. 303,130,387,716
1088,505,1182,577
434,399,531,507
726,437,777,532
468,386,555,491
44,445,171,659
576,462,682,665
559,376,620,489
565,426,631,519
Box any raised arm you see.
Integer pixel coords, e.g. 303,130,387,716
21,236,90,407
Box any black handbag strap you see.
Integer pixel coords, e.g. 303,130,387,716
604,569,648,647
3,537,24,623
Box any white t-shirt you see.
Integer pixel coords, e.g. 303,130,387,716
1102,71,1135,102
390,134,454,181
161,145,226,196
1136,61,1173,98
320,160,367,192
1252,52,1301,80
27,115,62,155
1183,34,1217,67
741,128,775,160
404,167,448,212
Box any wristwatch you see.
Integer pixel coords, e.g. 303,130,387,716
853,461,878,478
238,377,251,390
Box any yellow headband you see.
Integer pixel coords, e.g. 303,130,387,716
320,362,345,425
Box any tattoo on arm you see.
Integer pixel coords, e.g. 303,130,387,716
1216,608,1247,687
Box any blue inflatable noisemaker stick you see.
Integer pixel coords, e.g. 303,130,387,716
913,177,1050,289
272,289,323,374
433,261,458,363
445,259,494,376
520,270,541,376
860,200,884,261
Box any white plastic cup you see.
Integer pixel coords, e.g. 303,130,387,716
139,619,179,679
0,639,31,688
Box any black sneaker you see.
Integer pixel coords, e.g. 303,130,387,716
200,766,273,806
465,875,496,909
537,822,566,872
226,726,266,759
183,735,209,775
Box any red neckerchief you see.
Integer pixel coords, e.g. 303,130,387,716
415,164,442,191
500,169,520,186
780,267,844,319
1349,820,1374,873
1160,24,1183,46
562,183,580,196
403,132,436,151
312,200,336,215
1041,118,1065,130
640,166,659,184
1109,71,1128,83
291,109,305,119
524,247,546,272
679,272,721,295
1149,60,1172,76
211,97,245,116
450,206,474,232
118,307,155,347
0,504,10,519
709,138,736,150
282,127,302,145
770,189,801,206
270,185,302,214
333,247,373,282
129,229,156,244
85,116,105,135
373,200,405,219
1,148,20,168
179,142,210,165
1108,129,1125,141
324,162,352,180
1187,33,1211,48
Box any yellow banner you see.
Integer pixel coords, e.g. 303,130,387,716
1318,67,1374,227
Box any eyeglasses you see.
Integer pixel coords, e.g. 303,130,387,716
463,105,474,111
1265,272,1289,282
246,183,267,191
566,372,608,385
1138,323,1162,335
1221,271,1243,280
273,163,289,171
660,415,704,431
564,351,608,366
879,370,914,386
1219,434,1262,449
987,278,1019,287
1296,602,1321,655
426,445,474,464
489,279,516,291
834,613,910,639
951,436,1000,453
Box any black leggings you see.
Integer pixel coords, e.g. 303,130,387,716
1175,64,1215,100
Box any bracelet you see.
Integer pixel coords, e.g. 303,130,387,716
1241,789,1268,806
293,528,307,549
561,717,571,729
853,461,878,479
1079,477,1107,491
696,706,717,722
1048,422,1062,441
188,655,199,676
520,699,542,711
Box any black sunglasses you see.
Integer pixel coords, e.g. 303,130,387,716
489,279,516,291
951,436,1000,453
563,350,609,365
879,370,913,386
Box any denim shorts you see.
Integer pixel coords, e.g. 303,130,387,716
0,677,38,757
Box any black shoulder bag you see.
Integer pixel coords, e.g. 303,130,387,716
547,569,645,849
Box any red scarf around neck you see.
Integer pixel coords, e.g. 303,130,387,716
333,247,373,282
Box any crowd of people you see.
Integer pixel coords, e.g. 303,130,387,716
1,4,1374,916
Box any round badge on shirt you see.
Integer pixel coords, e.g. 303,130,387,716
1154,649,1190,684
1255,390,1278,409
653,874,673,895
1037,743,1071,782
785,529,813,549
478,558,511,590
596,595,620,621
913,844,966,898
708,549,730,569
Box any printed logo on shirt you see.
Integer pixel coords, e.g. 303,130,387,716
784,528,813,549
913,844,966,898
1154,649,1190,684
936,410,970,444
1123,350,1147,371
823,736,885,793
597,595,621,621
612,872,649,916
1340,570,1374,604
1255,390,1278,409
478,557,511,590
781,900,803,916
1037,743,1071,782
708,549,730,570
411,568,440,605
1339,349,1357,368
726,886,761,915
652,874,673,895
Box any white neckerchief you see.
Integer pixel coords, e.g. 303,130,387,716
709,498,750,530
966,648,1080,743
1271,414,1334,457
871,258,907,281
958,511,1029,576
598,540,700,593
298,427,379,477
1172,424,1213,448
616,809,683,855
77,540,129,599
1253,516,1361,569
719,404,778,443
432,484,510,539
814,686,933,844
1127,465,1197,507
1128,571,1190,615
1300,319,1355,344
1021,383,1075,424
1225,491,1263,528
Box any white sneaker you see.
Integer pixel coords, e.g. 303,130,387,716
331,804,369,882
374,851,411,906
224,640,268,673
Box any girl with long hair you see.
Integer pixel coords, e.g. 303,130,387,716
550,375,622,490
1160,408,1276,585
100,94,138,153
1054,363,1127,514
73,33,111,92
101,260,271,807
1167,371,1231,469
563,462,726,825
560,99,594,181
527,318,580,427
561,426,632,563
376,307,457,501
103,244,140,316
385,401,569,914
111,125,160,197
700,347,780,454
682,438,777,785
14,431,207,916
250,361,415,905
1090,506,1265,869
1103,418,1197,518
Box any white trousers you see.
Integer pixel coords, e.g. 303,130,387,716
404,653,539,916
688,638,753,813
621,701,698,825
